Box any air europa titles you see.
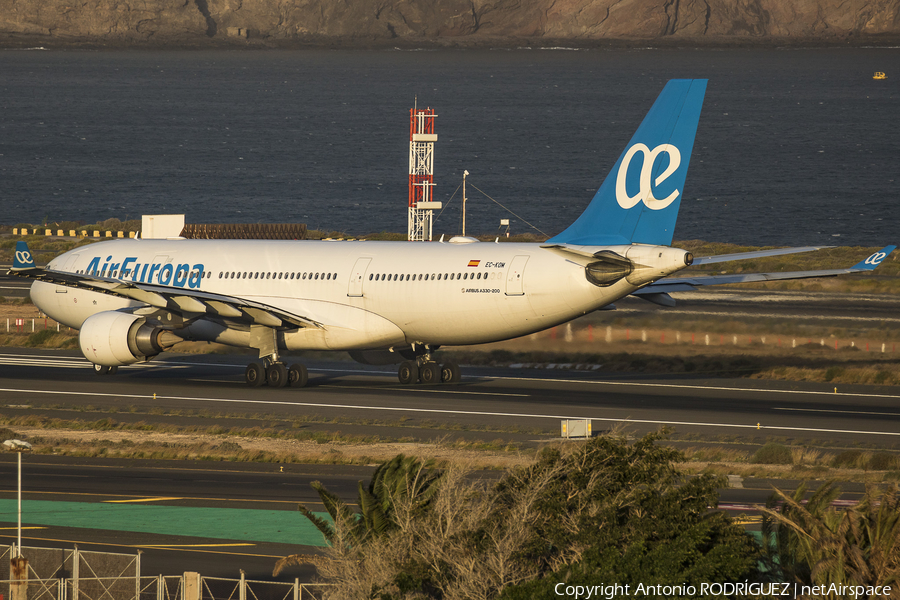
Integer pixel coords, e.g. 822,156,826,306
85,256,205,289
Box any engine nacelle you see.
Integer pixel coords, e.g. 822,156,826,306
79,311,177,367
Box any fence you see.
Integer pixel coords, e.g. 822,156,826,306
534,323,898,354
11,229,135,239
6,318,67,334
0,544,330,600
0,575,330,600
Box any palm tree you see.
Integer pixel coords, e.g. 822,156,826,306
760,481,900,595
275,455,445,575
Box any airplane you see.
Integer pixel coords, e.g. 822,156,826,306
9,79,896,388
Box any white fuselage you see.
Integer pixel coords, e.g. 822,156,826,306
31,238,691,353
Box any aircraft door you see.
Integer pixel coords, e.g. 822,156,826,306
505,255,529,296
348,257,372,297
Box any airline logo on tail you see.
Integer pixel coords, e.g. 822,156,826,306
545,79,707,247
615,143,682,210
13,242,36,270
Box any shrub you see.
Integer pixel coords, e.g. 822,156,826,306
751,442,792,465
868,452,899,471
824,366,844,381
832,450,865,469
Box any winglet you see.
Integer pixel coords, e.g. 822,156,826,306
850,245,895,271
12,241,36,270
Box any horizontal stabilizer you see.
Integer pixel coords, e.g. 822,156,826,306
692,246,830,265
637,245,896,294
636,292,676,307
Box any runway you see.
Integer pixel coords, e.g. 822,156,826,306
0,349,898,446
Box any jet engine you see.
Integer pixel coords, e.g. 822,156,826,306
79,311,182,367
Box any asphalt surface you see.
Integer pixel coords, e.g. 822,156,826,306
0,287,898,583
1,349,898,446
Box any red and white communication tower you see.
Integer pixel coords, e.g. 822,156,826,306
408,107,441,241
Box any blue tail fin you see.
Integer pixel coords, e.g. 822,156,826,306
547,79,707,247
12,241,36,270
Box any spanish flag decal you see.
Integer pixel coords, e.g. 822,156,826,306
467,260,480,267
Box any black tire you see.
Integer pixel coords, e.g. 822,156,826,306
245,362,266,387
267,363,288,389
420,362,440,384
92,363,110,375
108,366,118,375
288,363,308,388
398,360,418,385
441,362,461,384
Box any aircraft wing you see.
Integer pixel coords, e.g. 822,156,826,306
633,245,896,297
9,243,323,330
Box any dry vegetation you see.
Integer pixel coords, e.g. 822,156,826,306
2,413,899,484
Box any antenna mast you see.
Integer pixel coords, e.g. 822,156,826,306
408,106,441,241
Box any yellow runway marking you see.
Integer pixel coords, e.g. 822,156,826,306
136,543,255,548
0,534,282,559
104,497,183,503
0,526,47,531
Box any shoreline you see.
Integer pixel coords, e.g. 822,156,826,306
3,33,900,52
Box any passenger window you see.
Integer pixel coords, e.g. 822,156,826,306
368,274,373,280
314,273,319,280
327,273,331,281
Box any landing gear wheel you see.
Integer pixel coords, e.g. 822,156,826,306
288,363,308,388
92,363,111,375
420,362,440,384
267,363,288,389
245,362,266,387
398,360,419,385
440,362,461,384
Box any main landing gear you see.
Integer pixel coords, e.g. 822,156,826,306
92,363,118,375
397,358,461,385
245,356,308,389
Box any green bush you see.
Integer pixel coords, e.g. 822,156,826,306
832,450,864,469
824,366,844,381
751,443,792,465
869,452,899,471
25,329,56,347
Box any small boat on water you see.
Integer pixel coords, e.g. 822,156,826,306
873,72,887,80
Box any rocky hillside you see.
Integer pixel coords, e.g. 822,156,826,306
1,0,899,46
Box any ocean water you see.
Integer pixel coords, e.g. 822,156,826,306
0,47,897,246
